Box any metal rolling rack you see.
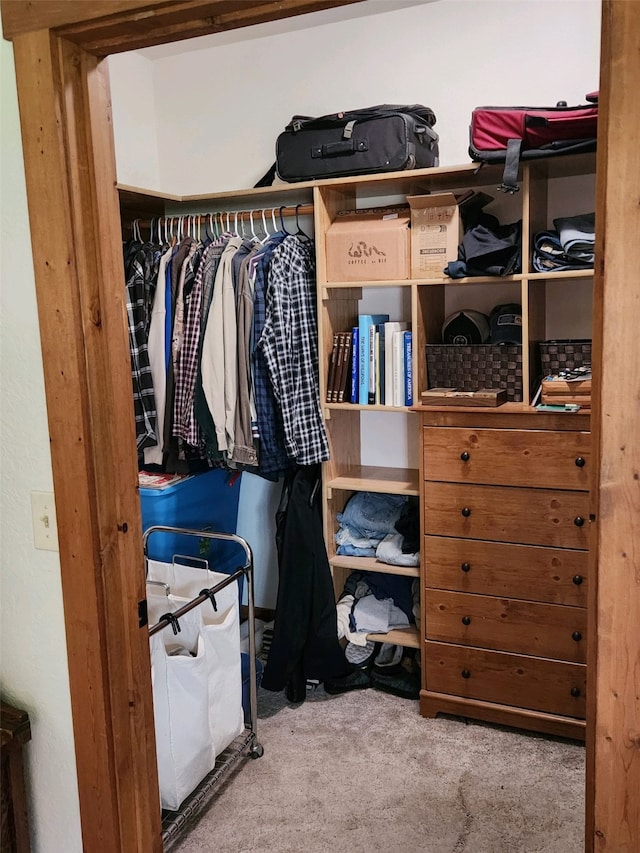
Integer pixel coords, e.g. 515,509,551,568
143,525,264,851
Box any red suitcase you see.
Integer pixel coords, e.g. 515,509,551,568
469,93,598,193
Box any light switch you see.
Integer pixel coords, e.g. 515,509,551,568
31,491,59,551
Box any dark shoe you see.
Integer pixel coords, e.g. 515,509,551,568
323,667,371,695
370,667,420,700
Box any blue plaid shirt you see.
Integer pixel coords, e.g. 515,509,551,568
258,235,329,466
251,233,290,479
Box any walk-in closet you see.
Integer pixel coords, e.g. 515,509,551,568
1,1,638,852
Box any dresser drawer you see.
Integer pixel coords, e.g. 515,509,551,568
423,427,590,490
426,590,587,662
425,536,588,605
425,641,586,718
424,482,590,549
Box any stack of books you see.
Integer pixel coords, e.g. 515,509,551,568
326,315,413,406
325,330,354,403
540,367,592,411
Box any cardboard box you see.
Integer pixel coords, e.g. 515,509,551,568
325,205,410,282
407,192,461,278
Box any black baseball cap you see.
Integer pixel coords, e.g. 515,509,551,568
442,310,490,345
489,303,522,344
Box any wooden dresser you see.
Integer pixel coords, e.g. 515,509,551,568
419,408,590,739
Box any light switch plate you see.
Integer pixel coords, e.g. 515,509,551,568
31,491,59,551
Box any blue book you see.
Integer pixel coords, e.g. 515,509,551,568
358,313,389,404
350,327,359,404
404,330,413,407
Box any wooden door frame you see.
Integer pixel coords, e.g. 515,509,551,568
2,2,638,851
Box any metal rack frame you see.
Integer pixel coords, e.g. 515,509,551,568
143,525,264,851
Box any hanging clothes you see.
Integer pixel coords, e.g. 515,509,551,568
257,234,329,467
124,239,160,451
250,231,291,481
261,464,350,699
144,242,173,467
201,235,243,459
233,244,261,468
124,209,327,480
173,240,213,453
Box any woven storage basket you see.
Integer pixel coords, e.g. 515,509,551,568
539,339,592,375
426,344,523,402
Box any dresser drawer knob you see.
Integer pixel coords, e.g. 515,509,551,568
572,631,582,642
461,669,471,679
575,456,586,468
570,687,581,698
461,507,471,518
460,451,470,462
574,516,585,527
572,575,584,586
462,616,471,626
461,562,471,573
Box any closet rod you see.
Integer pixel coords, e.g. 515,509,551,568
130,202,314,231
148,567,245,637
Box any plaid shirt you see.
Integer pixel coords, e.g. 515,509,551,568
250,233,290,479
124,241,159,450
173,238,228,451
258,235,329,466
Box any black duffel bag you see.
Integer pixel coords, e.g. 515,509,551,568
258,104,439,185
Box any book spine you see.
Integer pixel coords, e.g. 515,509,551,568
326,332,340,403
375,329,381,404
404,330,413,406
337,332,353,403
368,324,377,405
350,327,359,404
330,332,344,402
392,330,405,407
358,317,369,405
384,321,408,405
377,324,386,405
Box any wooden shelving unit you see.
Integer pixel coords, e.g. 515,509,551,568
314,152,596,703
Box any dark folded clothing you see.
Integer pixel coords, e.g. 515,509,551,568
445,219,522,278
395,496,420,554
553,212,595,255
533,229,593,272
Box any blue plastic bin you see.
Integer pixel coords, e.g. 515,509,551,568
140,468,243,581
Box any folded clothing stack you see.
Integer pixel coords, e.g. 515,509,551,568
335,492,419,567
533,211,595,272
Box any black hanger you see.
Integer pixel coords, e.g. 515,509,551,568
279,205,290,235
294,203,309,239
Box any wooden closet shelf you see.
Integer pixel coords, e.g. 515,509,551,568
330,555,420,579
367,626,420,649
327,466,420,496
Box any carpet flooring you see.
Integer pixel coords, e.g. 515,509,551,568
173,683,585,853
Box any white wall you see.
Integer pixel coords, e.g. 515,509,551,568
0,38,82,853
108,51,161,189
1,1,601,849
113,0,602,194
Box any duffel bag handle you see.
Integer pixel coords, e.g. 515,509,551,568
311,138,369,158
